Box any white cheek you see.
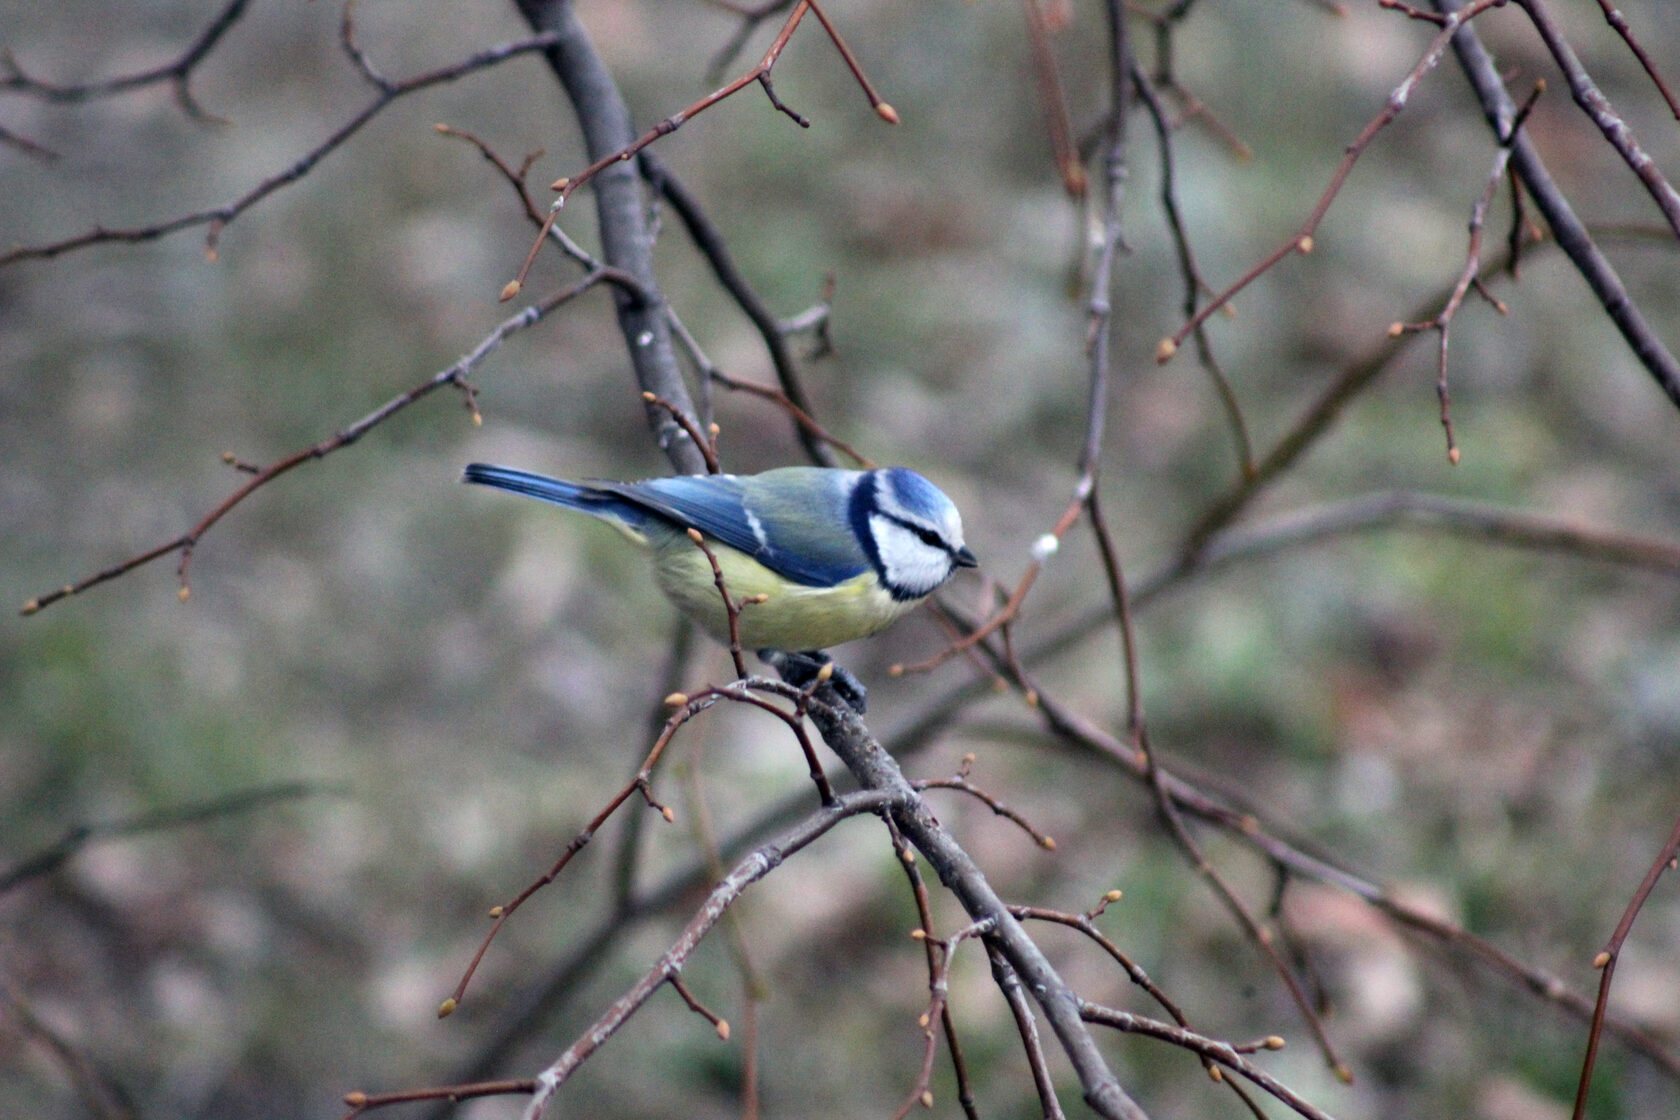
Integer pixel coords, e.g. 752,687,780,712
872,518,951,599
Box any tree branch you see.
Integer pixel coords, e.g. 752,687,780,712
1437,0,1680,410
513,0,706,474
802,691,1152,1120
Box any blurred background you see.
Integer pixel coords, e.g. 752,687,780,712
4,1,1680,1117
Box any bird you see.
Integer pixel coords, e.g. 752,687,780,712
462,462,977,706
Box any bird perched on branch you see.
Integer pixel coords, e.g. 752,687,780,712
463,463,977,709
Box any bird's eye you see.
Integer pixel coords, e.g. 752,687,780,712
914,527,943,548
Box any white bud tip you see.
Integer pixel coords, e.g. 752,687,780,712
1031,534,1059,562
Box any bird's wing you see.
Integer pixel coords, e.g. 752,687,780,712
600,472,870,588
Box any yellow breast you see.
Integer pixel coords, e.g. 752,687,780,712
650,539,915,650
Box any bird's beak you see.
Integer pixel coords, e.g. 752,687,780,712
954,545,979,569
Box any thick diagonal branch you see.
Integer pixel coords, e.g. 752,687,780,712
804,693,1151,1120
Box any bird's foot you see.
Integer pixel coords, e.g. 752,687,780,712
758,649,868,713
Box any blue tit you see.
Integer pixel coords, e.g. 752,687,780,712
462,463,977,655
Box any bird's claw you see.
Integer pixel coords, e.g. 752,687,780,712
759,649,868,713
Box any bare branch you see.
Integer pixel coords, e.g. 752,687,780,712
540,0,891,210
1,0,252,121
641,150,839,467
1131,64,1255,479
799,690,1152,1120
514,0,706,473
515,789,901,1120
1389,80,1535,463
883,816,982,1120
21,283,599,616
0,782,323,894
1020,0,1086,197
1,28,568,266
0,982,135,1120
0,121,58,159
1572,811,1680,1119
1590,0,1680,118
915,763,1058,851
1157,0,1506,362
987,944,1066,1120
1078,1003,1330,1120
1519,0,1680,238
1437,0,1680,410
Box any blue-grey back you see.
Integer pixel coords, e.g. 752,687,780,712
605,468,872,588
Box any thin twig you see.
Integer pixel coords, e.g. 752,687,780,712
0,982,135,1120
1590,0,1680,119
891,916,995,1120
684,531,754,679
646,392,722,473
1,0,251,121
915,764,1058,851
669,973,731,1039
1021,0,1086,196
1571,811,1680,1120
1390,82,1535,463
709,368,871,466
441,691,699,1017
641,151,838,467
0,781,324,893
544,0,888,209
892,493,1083,675
0,122,59,160
1130,64,1255,479
611,623,701,914
341,1079,537,1119
505,0,813,298
883,817,983,1120
512,790,902,1120
1078,1003,1327,1120
1518,0,1680,239
1437,0,1680,409
21,282,611,616
1,29,567,267
987,945,1066,1119
1156,0,1506,362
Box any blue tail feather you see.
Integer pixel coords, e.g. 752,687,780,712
462,463,589,506
462,463,650,529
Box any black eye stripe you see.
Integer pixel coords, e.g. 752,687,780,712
884,515,949,553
